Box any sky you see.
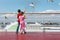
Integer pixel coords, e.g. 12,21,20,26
0,0,60,12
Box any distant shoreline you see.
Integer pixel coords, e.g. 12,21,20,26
0,12,60,14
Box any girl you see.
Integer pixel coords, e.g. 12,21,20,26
19,12,26,34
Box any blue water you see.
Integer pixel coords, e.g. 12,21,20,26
0,13,60,23
25,13,60,23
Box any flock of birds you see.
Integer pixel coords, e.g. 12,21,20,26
29,0,60,8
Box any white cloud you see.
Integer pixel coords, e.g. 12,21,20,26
58,3,60,6
41,10,60,13
26,10,60,13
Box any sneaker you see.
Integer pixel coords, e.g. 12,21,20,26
24,32,26,34
16,32,18,33
20,32,23,34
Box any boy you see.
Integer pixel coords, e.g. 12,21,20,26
16,9,21,33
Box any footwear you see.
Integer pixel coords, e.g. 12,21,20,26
20,32,23,34
24,32,26,34
16,32,18,34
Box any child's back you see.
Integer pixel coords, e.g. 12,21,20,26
19,12,26,34
19,15,25,30
19,15,25,23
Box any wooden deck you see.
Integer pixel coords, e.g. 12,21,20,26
0,32,60,40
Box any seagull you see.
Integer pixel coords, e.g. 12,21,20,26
47,0,54,2
29,2,35,8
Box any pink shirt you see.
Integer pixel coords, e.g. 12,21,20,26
19,15,25,23
19,15,25,29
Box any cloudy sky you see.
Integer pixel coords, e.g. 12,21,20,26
0,0,60,12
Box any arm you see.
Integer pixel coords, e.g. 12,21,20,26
17,14,18,19
24,8,26,14
24,15,25,19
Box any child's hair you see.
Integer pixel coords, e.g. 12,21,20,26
18,9,21,12
21,12,24,15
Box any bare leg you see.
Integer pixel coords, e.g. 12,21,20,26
23,28,26,34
